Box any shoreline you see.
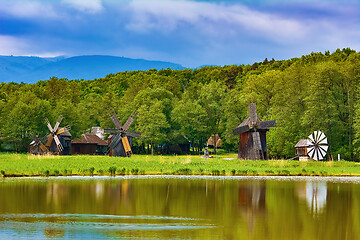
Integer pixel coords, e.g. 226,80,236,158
2,175,360,183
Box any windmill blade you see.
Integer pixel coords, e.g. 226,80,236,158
252,131,262,159
260,120,276,129
249,103,257,125
56,128,65,135
126,130,141,138
313,148,319,161
53,135,64,152
104,128,121,135
45,118,53,133
109,134,122,149
307,146,315,157
308,133,315,143
53,115,63,132
319,145,328,153
32,135,42,144
111,114,123,130
319,137,328,145
316,131,324,142
233,125,250,135
46,135,54,147
121,136,132,156
318,147,327,159
122,115,135,131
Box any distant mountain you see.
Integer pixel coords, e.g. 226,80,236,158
0,55,185,83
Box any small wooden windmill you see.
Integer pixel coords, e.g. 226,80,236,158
232,103,277,160
104,113,141,157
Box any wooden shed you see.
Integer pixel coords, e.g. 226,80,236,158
72,134,108,155
295,139,310,161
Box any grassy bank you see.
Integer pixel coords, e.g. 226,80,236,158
0,153,360,177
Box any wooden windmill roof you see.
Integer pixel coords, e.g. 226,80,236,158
295,139,309,148
236,116,261,128
59,129,72,137
72,134,108,146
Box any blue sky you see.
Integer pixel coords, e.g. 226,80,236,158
0,0,359,68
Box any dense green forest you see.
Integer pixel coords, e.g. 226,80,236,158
1,48,360,160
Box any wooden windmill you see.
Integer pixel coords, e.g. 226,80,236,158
232,103,277,160
104,113,141,157
29,115,71,155
45,115,72,155
29,135,48,155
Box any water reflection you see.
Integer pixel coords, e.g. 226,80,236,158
0,177,359,240
238,183,266,234
296,182,327,216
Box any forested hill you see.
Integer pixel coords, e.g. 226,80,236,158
0,55,185,83
1,48,360,160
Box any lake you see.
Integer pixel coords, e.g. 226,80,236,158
0,176,359,239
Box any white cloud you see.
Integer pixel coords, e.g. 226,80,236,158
61,0,103,14
0,35,28,55
0,35,66,57
125,1,307,43
0,1,59,19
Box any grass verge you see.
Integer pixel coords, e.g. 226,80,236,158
0,153,360,177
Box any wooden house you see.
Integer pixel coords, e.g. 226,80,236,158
295,139,310,161
72,134,108,155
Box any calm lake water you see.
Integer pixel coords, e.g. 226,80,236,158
0,176,359,239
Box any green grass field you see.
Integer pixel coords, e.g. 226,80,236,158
1,152,360,177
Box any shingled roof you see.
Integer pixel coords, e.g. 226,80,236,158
72,134,108,146
295,139,310,148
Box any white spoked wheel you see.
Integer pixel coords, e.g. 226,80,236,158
307,130,328,161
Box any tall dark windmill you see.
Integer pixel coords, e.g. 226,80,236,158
104,113,141,157
232,103,277,160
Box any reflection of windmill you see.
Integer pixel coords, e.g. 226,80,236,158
104,113,141,157
232,103,277,160
45,115,72,155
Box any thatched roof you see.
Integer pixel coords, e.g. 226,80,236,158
207,134,222,148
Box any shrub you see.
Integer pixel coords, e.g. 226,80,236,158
109,166,117,175
131,168,139,175
212,170,220,176
0,170,5,176
176,168,191,175
118,168,126,175
231,169,236,175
